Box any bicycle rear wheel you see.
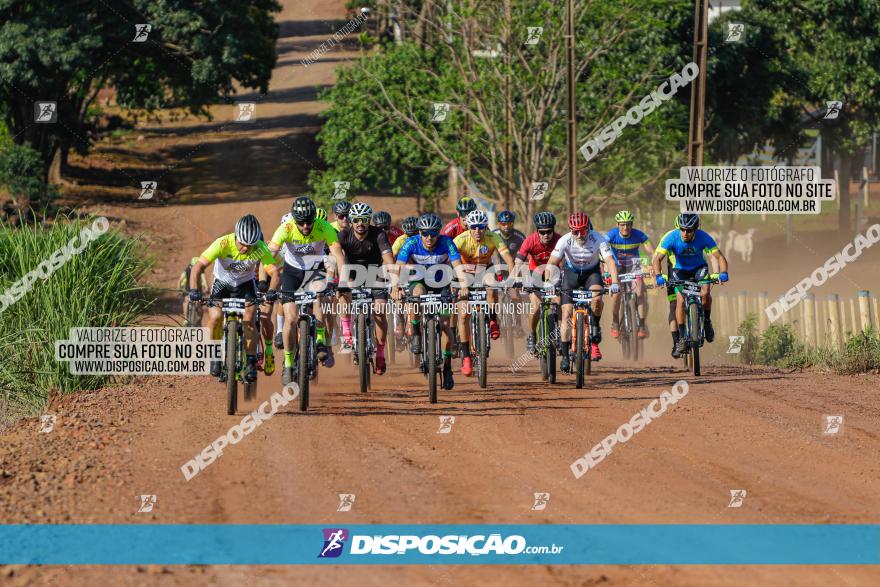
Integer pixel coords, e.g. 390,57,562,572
225,320,238,415
546,312,557,384
298,318,310,411
575,313,585,389
538,317,549,381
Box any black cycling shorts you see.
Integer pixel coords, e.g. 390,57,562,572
560,265,603,305
281,263,327,299
211,279,257,301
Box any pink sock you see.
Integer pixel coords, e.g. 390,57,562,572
342,317,352,337
376,343,385,359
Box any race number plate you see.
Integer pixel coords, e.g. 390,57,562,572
468,289,488,306
682,282,702,296
293,290,317,304
620,272,642,283
541,287,556,300
351,288,372,303
222,298,247,314
572,289,594,303
420,292,444,313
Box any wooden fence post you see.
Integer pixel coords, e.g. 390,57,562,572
803,294,816,346
758,292,768,332
737,290,748,327
858,290,874,331
850,297,859,334
827,294,842,351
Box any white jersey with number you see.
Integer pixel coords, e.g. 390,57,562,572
550,231,613,271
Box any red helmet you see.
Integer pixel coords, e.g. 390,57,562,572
568,212,590,231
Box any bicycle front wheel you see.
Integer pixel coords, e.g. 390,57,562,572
298,318,310,411
476,312,488,389
689,302,702,376
225,320,238,415
358,312,369,393
427,320,438,403
575,312,585,389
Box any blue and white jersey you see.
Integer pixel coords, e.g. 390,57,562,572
396,235,462,266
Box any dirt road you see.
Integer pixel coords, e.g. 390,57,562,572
2,0,880,585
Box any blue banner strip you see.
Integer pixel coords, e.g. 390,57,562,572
1,524,877,565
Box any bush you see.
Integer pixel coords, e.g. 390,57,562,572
0,143,57,211
0,216,155,418
757,323,799,364
836,327,880,375
736,313,759,364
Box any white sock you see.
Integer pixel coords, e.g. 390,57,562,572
276,314,283,331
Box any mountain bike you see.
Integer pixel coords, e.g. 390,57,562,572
668,277,720,376
390,308,417,367
465,286,492,388
350,287,376,393
280,285,333,411
616,261,649,362
525,285,560,384
497,285,517,357
202,294,265,415
570,287,610,389
406,290,452,403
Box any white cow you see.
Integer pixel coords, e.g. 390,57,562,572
725,229,755,263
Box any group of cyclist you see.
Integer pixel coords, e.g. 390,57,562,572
183,193,730,391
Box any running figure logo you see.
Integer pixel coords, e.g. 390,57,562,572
824,101,843,120
235,102,256,122
133,24,152,42
725,23,744,43
332,181,350,199
39,414,56,433
139,181,157,200
726,336,744,354
525,27,544,45
34,102,57,123
531,492,550,511
727,489,746,508
437,415,455,434
137,494,157,513
530,182,548,201
823,414,843,435
431,103,450,123
318,528,349,558
337,493,356,512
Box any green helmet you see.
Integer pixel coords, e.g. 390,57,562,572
615,210,634,223
316,207,328,221
673,215,680,229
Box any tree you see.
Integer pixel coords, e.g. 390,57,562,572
0,0,281,183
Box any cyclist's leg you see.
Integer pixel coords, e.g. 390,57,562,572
207,280,229,340
408,281,426,352
280,264,306,369
528,292,541,333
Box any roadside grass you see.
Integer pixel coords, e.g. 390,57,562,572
737,314,880,374
0,216,155,420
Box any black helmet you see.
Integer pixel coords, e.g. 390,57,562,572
456,197,477,216
533,211,556,230
332,201,351,216
417,213,443,232
372,211,392,228
401,215,419,236
235,214,262,246
677,213,700,230
291,196,317,222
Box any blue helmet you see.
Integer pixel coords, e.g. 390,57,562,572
497,210,515,223
677,213,700,230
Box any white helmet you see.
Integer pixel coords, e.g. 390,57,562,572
466,209,489,227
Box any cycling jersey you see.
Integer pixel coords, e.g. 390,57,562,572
270,217,338,270
453,230,508,267
656,229,718,271
493,228,526,256
200,234,278,287
330,219,343,232
397,234,461,266
605,227,651,263
337,226,391,265
550,231,613,272
516,231,562,271
440,217,466,238
385,225,404,244
392,234,413,257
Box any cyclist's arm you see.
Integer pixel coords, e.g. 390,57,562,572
600,243,619,285
328,241,345,282
710,249,728,275
651,250,665,278
189,257,210,291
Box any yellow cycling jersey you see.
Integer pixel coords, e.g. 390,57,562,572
200,234,278,287
453,230,509,266
270,217,338,270
392,234,412,257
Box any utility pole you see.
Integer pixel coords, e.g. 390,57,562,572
687,0,709,167
504,0,512,212
565,0,577,215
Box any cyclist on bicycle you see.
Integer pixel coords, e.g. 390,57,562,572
392,215,419,258
394,213,469,390
494,210,526,256
269,196,347,385
372,211,405,245
331,201,351,232
188,215,281,382
337,202,395,374
545,212,620,370
453,209,516,377
606,210,655,340
516,211,562,354
441,196,477,238
651,213,729,358
658,215,681,357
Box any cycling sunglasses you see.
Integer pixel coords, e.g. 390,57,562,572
296,220,314,227
351,216,370,224
470,224,488,230
680,227,696,234
335,213,348,220
571,228,588,236
420,230,440,237
537,229,554,236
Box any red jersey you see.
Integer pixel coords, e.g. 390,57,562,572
440,217,466,238
385,225,404,243
516,231,562,270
